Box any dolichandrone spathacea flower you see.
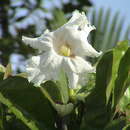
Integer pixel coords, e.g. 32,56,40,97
22,10,102,89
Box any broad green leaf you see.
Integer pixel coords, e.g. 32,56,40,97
0,104,5,130
94,50,113,102
81,43,130,129
54,103,74,117
123,124,130,130
55,70,69,104
104,118,126,130
0,73,4,82
0,93,42,130
113,47,130,107
41,81,62,103
40,86,73,117
40,70,69,104
106,41,128,103
126,106,130,121
0,76,57,130
119,87,130,112
82,51,113,129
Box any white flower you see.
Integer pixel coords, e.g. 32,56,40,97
22,10,102,89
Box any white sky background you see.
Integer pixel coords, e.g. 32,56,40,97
10,0,130,72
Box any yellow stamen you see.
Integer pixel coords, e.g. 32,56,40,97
59,44,71,57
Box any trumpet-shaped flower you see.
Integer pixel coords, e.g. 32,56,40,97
22,10,102,89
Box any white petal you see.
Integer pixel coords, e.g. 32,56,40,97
26,50,63,86
57,24,100,57
66,10,82,25
22,33,52,51
27,68,40,82
78,73,89,86
66,10,88,26
64,28,100,57
66,71,79,89
24,10,102,89
31,73,46,86
63,56,95,74
26,56,40,82
44,29,50,34
27,56,40,67
39,50,62,69
39,51,63,82
84,25,96,38
78,41,102,57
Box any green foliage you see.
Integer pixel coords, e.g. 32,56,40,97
113,47,130,107
119,87,130,111
106,41,129,104
0,41,130,130
104,118,126,130
0,77,57,130
81,41,130,130
55,70,69,104
81,50,113,130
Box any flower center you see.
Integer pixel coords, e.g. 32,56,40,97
59,44,71,57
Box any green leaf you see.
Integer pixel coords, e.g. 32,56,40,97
55,70,69,104
0,76,57,130
0,93,42,130
54,103,74,117
119,86,130,112
104,118,126,130
0,73,4,82
41,81,62,103
81,42,130,129
106,41,129,103
40,85,73,117
0,104,5,130
123,124,130,130
113,47,130,107
40,70,69,104
82,51,113,129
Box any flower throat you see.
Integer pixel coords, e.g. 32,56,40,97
59,44,71,57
